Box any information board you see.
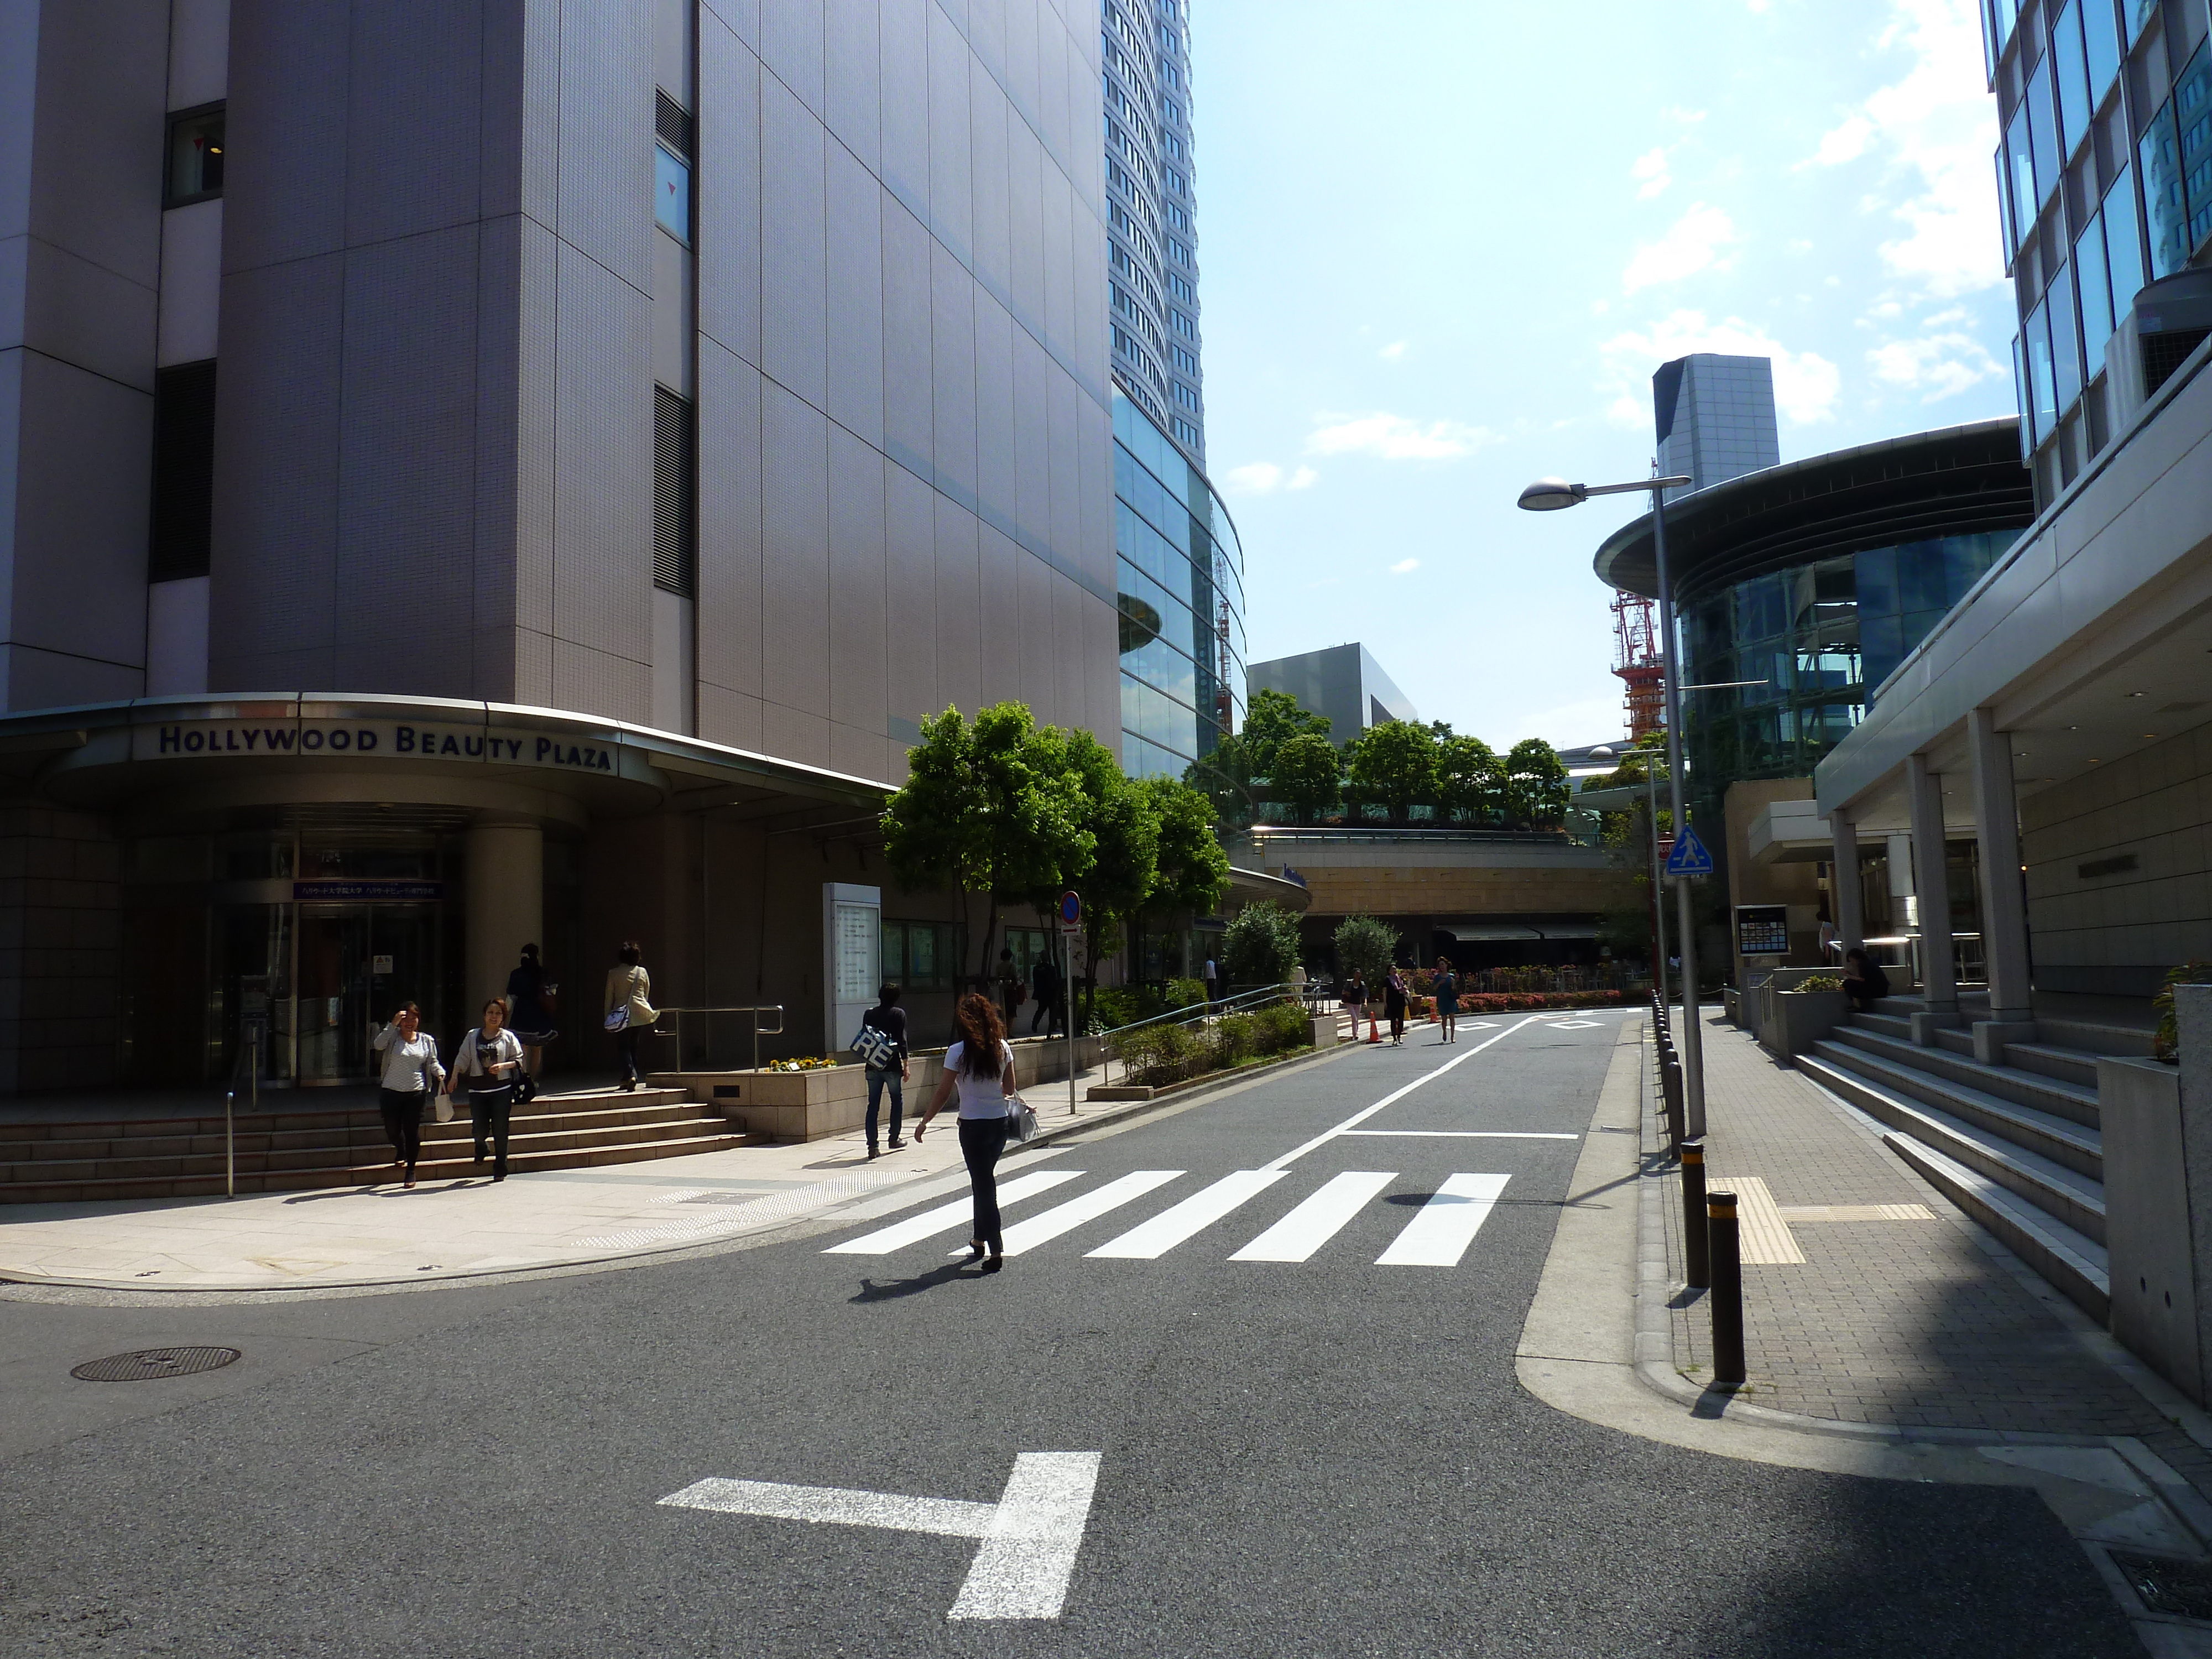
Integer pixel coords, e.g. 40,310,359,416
1735,905,1791,956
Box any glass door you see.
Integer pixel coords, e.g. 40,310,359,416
366,904,445,1066
296,905,370,1084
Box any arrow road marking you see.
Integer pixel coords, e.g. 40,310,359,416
660,1452,1102,1621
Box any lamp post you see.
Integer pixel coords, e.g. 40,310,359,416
1519,468,1705,1136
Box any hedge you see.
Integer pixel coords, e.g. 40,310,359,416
1116,1000,1311,1087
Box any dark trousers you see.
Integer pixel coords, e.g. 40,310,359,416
958,1115,1012,1249
614,1026,641,1084
865,1068,904,1150
378,1088,424,1173
1387,1001,1405,1041
1030,994,1062,1036
469,1085,515,1174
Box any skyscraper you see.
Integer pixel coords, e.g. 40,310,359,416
1101,0,1206,463
1653,353,1780,500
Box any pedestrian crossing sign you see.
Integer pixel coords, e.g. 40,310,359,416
1663,825,1714,878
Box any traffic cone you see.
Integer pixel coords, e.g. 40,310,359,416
1366,1006,1382,1044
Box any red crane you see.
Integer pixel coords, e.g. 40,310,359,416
1612,591,1664,742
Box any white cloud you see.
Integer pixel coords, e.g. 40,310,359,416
1390,558,1420,575
1800,0,2003,299
1599,310,1842,426
1630,146,1671,200
1222,462,1284,495
1378,340,1407,361
1867,330,2004,399
1621,204,1739,293
1304,412,1500,461
1287,466,1318,490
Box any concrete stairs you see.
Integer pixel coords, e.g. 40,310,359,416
0,1085,743,1204
1792,995,2149,1324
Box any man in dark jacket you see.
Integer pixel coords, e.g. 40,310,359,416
860,985,910,1159
1031,951,1062,1037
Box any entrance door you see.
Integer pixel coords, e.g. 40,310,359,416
297,903,446,1083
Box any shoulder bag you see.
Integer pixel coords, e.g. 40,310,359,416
1006,1093,1039,1145
851,1022,896,1070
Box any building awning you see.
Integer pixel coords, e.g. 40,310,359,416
1436,919,1600,942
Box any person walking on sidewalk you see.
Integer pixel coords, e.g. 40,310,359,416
1384,967,1408,1046
504,943,559,1082
1030,951,1062,1037
914,992,1018,1273
372,1002,444,1188
1342,971,1366,1035
1204,954,1220,1009
604,941,655,1091
452,999,525,1181
1432,956,1460,1045
860,984,910,1159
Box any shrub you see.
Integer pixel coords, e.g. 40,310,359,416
1090,988,1142,1031
1790,974,1844,993
1253,1001,1311,1053
1223,901,1302,985
1213,1011,1261,1066
2154,961,2212,1062
1167,975,1209,1010
1117,1021,1198,1085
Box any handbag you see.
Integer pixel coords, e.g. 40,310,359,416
430,1092,455,1124
604,1005,629,1032
515,1071,539,1105
851,1023,896,1070
1006,1094,1039,1145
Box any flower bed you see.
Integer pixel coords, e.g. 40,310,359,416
1115,1001,1312,1087
1452,989,1627,1013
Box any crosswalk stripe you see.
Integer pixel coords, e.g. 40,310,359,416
1085,1170,1288,1259
1375,1173,1510,1266
971,1171,1186,1258
824,1170,1084,1254
1228,1171,1396,1262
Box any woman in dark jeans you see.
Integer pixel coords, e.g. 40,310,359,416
1842,947,1891,1011
915,992,1018,1272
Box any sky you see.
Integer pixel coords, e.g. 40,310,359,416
1188,0,2018,752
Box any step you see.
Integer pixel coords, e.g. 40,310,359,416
1796,1050,2106,1244
1880,1131,2109,1324
0,1128,748,1205
1822,1025,2101,1129
1849,1011,1914,1040
2035,1017,2157,1060
2002,1042,2104,1090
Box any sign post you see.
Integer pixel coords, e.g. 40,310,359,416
1060,891,1082,1115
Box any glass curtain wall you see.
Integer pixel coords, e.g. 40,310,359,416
1113,385,1245,790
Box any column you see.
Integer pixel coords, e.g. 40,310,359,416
467,821,543,1017
1968,706,2038,1055
1906,752,1958,1032
1829,811,1864,956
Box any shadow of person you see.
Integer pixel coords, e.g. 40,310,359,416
849,1260,975,1303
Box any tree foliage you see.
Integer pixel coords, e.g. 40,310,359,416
1346,720,1439,825
1504,738,1571,828
1271,732,1342,825
1332,914,1398,985
1221,900,1302,985
1240,688,1331,780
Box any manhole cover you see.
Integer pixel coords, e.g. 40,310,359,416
70,1347,241,1383
2111,1551,2212,1622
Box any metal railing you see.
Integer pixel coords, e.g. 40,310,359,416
1095,982,1301,1086
647,1004,786,1074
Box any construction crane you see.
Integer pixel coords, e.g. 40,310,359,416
1612,591,1664,742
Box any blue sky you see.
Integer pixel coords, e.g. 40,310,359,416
1189,0,2016,751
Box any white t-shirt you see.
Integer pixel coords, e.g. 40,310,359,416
942,1039,1015,1119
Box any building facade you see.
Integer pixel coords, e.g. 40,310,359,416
1655,352,1780,500
0,0,1134,1092
1245,644,1418,746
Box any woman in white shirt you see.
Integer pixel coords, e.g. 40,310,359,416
915,992,1019,1272
451,999,526,1182
372,1003,444,1189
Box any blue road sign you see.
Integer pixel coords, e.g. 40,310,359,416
1060,890,1083,925
1664,825,1715,878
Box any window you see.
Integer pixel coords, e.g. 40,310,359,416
1171,343,1199,375
1160,97,1181,125
1166,236,1191,265
2141,100,2189,277
2179,41,2212,253
165,105,224,207
1166,202,1190,232
653,387,696,597
2053,3,2091,158
149,361,217,581
2104,164,2146,314
2026,294,2058,441
1170,308,1195,338
2126,0,2158,48
2077,210,2115,375
655,89,693,244
1171,415,1201,447
2007,102,2038,249
2049,254,2082,411
2026,56,2059,208
1173,380,1201,411
1167,272,1196,302
883,921,957,990
2084,0,2122,105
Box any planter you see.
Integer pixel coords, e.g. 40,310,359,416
1763,988,1849,1059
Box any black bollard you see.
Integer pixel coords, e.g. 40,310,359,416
1708,1191,1745,1388
1661,1055,1685,1149
1681,1141,1709,1288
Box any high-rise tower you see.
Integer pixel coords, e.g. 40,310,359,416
1102,0,1205,463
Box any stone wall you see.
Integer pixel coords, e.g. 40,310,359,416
0,807,122,1092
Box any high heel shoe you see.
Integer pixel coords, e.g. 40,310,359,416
967,1240,987,1262
982,1247,1004,1274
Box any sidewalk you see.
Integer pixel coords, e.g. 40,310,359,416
1655,1005,2212,1488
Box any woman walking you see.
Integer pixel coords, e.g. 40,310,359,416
1433,956,1460,1045
914,992,1018,1272
371,1001,443,1188
604,941,655,1092
1384,967,1408,1046
505,943,559,1082
451,998,525,1181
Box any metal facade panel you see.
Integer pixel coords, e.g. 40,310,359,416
977,520,1021,709
973,286,1016,540
698,18,763,369
1015,534,1055,727
471,213,525,696
884,460,938,728
824,143,886,449
760,76,828,412
926,4,974,266
823,0,883,170
760,381,833,721
557,0,652,297
1005,112,1046,343
762,0,827,117
1038,158,1074,378
344,1,484,248
876,0,931,221
696,337,766,705
224,0,349,272
26,0,167,291
1012,329,1051,554
928,240,978,507
827,424,889,733
931,491,982,717
969,60,1014,302
878,195,935,481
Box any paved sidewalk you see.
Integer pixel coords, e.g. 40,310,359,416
1656,1006,2212,1481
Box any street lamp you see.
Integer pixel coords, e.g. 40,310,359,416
1518,466,1707,1138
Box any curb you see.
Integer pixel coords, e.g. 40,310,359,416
0,1036,1361,1299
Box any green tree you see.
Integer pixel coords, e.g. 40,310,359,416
1222,900,1301,985
1141,775,1232,917
1332,914,1397,985
1271,731,1342,826
1241,688,1331,780
1437,734,1504,824
1068,771,1161,1032
1184,733,1255,828
1345,719,1439,825
1504,737,1570,828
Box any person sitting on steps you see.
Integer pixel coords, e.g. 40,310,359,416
1841,947,1890,1013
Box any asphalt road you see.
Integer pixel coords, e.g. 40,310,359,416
0,1011,2138,1656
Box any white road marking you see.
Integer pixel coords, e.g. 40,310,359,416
1545,1020,1602,1030
1264,1014,1553,1170
824,1170,1083,1254
1339,1129,1578,1140
1085,1169,1287,1259
967,1171,1184,1257
661,1451,1103,1622
1375,1173,1511,1266
1229,1171,1396,1262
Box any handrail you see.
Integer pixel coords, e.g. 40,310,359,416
648,1004,786,1073
1095,983,1302,1086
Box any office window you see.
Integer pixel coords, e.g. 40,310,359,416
2141,100,2189,277
2126,0,2158,47
1173,380,1201,411
2049,255,2083,410
883,921,956,989
2077,210,2115,374
2084,0,2122,104
2012,335,2033,457
2104,164,2146,314
1170,309,1195,338
2026,295,2058,440
1171,343,1199,375
1167,272,1196,302
653,387,696,597
149,361,217,581
2007,103,2038,248
2027,56,2060,208
655,89,693,245
2053,3,2091,157
1172,415,1201,447
165,105,224,207
2180,41,2212,253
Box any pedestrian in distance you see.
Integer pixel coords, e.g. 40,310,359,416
504,943,559,1082
451,998,525,1181
1433,956,1460,1045
1384,966,1408,1046
1203,953,1220,1009
1842,947,1890,1013
859,983,910,1160
914,992,1019,1272
371,1001,444,1188
1030,948,1062,1037
604,941,655,1092
995,946,1022,1029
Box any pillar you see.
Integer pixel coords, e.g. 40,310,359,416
1906,752,1958,1036
467,821,542,1018
1829,811,1864,956
1968,706,2038,1055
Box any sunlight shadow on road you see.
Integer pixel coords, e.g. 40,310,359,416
849,1261,977,1302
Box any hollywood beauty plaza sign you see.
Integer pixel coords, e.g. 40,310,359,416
132,718,623,775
